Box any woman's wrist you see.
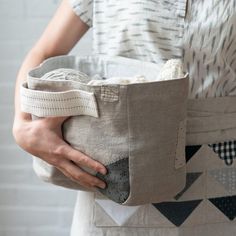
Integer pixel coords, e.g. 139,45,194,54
12,112,31,135
14,111,32,124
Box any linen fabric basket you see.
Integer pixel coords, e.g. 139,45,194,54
20,55,189,206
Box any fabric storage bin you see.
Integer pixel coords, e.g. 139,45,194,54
20,55,189,206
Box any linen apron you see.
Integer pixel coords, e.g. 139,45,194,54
70,95,236,236
68,0,236,235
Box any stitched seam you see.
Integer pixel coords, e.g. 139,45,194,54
22,94,91,101
22,104,96,110
174,119,186,169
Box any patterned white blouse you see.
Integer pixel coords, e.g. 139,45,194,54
70,0,236,99
68,0,236,235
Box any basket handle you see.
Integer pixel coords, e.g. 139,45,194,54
20,81,99,118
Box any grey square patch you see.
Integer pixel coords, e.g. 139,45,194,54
101,85,119,102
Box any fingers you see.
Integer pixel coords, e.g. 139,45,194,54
13,117,108,190
57,160,107,189
56,144,107,175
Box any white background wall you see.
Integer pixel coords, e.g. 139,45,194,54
0,0,93,235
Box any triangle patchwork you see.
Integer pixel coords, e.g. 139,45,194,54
152,199,202,227
208,140,236,166
174,172,203,200
176,172,205,201
205,198,231,223
181,199,206,226
94,198,141,226
125,204,174,227
209,168,236,194
206,147,229,170
208,196,236,221
186,146,208,172
206,171,230,198
94,201,118,226
185,145,202,163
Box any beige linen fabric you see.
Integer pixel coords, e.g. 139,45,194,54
68,0,236,235
21,55,188,205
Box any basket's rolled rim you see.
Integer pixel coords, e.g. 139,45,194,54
28,55,189,86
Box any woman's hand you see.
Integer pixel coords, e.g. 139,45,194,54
12,0,106,190
13,116,107,189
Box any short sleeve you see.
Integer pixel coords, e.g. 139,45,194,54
69,0,93,27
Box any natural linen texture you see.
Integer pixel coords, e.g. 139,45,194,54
20,55,189,206
67,0,236,235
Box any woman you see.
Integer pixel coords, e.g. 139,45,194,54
13,0,236,235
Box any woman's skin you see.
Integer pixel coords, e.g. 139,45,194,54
12,0,107,190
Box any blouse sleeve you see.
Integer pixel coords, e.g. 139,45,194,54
69,0,93,27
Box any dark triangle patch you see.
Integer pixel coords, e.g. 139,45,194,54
209,196,236,220
174,172,202,200
96,157,130,204
152,200,202,226
185,145,202,162
96,158,130,203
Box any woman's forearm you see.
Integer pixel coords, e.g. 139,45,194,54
13,0,89,125
14,49,47,122
11,0,108,189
